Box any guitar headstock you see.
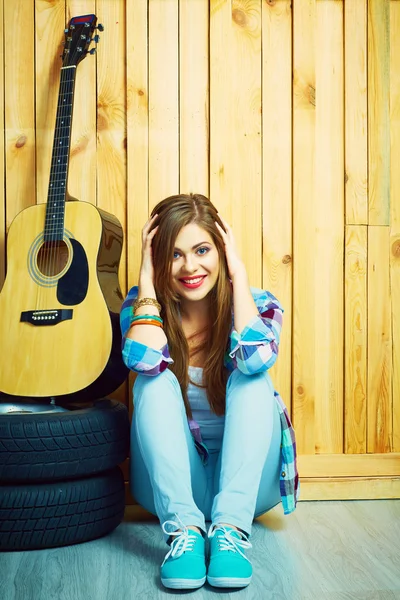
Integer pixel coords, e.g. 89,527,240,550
62,14,103,67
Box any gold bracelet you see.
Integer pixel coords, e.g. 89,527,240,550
133,297,161,312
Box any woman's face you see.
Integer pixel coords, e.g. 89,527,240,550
171,223,220,304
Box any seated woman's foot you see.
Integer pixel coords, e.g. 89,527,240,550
207,524,252,588
160,521,206,589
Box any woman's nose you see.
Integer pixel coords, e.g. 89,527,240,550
182,255,197,273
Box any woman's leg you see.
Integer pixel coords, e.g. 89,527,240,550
130,369,209,539
210,369,281,535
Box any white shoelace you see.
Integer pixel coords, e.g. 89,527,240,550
161,515,199,567
208,524,252,562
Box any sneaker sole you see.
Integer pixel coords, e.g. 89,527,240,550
207,575,252,588
161,576,206,589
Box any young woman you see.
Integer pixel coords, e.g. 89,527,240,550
120,193,299,590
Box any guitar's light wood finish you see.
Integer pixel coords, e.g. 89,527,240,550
0,202,116,396
0,0,5,290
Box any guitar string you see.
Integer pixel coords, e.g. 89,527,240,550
47,32,79,308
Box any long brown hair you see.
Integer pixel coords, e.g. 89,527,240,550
150,193,233,417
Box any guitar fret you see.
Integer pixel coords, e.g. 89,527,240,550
44,60,78,239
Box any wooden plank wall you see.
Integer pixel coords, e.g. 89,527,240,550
0,0,399,501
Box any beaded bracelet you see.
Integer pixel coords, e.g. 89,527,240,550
131,314,163,324
133,297,161,312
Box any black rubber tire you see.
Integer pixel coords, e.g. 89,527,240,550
0,467,125,551
0,399,130,482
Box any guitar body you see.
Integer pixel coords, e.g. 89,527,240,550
0,200,128,399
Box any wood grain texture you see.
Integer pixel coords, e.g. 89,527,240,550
292,0,317,454
345,0,368,225
261,0,292,416
368,226,392,453
0,0,400,496
344,226,367,453
66,0,97,206
390,0,400,453
126,0,149,288
179,0,209,195
148,0,179,208
298,453,400,477
35,0,66,207
0,0,5,290
210,0,262,287
1,501,399,599
96,0,126,290
5,0,36,225
368,0,390,225
314,0,344,454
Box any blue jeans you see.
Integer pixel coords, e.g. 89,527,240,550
130,368,281,539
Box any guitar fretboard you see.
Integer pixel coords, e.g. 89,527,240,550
44,66,77,242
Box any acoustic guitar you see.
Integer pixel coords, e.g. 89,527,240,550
0,14,128,400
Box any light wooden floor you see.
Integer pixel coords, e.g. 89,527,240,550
1,500,399,600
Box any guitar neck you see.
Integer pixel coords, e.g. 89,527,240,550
44,65,77,242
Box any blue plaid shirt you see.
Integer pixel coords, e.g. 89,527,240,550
120,285,299,515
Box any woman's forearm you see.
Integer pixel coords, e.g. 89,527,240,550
231,267,259,334
126,277,168,348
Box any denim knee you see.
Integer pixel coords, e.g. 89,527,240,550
226,368,275,397
133,368,181,401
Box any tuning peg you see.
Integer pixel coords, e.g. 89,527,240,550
64,28,69,33
89,48,96,55
93,34,100,43
96,24,104,32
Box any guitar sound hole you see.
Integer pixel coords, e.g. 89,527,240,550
37,240,69,277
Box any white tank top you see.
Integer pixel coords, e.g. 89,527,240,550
187,366,225,451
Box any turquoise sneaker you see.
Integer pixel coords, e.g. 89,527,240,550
160,520,206,589
207,524,252,588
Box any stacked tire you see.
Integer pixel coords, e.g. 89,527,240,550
0,396,130,551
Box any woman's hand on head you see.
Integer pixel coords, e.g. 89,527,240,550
215,217,247,281
139,214,159,285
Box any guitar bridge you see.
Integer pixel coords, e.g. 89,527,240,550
20,309,73,326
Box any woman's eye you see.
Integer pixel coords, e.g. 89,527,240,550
173,251,180,260
197,247,209,256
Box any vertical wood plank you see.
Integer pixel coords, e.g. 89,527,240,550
292,0,316,454
4,0,36,228
390,0,400,452
148,0,179,208
179,0,209,195
126,0,149,416
367,226,392,453
344,226,367,454
96,0,127,405
314,0,344,454
66,0,96,206
0,0,5,290
35,0,66,206
368,0,390,225
261,0,292,415
345,0,368,225
126,0,148,288
210,0,262,287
